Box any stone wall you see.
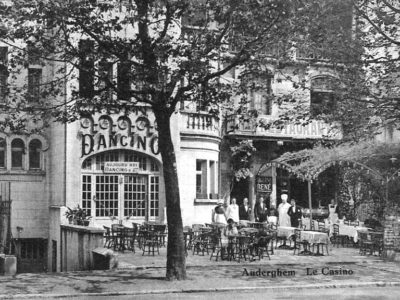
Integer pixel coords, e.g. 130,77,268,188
60,225,104,271
383,216,400,261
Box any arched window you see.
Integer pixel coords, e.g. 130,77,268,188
11,139,25,169
29,139,42,169
0,138,5,168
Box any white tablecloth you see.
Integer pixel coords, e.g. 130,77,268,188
330,223,369,242
277,226,297,238
268,216,278,224
339,225,368,243
301,230,329,245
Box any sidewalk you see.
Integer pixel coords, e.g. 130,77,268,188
1,247,400,299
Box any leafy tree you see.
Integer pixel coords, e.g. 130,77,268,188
271,0,400,142
0,0,310,280
0,0,370,279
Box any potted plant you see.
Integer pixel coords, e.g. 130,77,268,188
65,205,92,226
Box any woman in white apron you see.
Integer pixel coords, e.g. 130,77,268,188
328,199,339,224
278,194,291,227
212,200,227,224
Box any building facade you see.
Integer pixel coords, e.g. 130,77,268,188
0,1,353,273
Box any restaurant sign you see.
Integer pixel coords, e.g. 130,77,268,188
104,162,139,173
257,120,342,139
256,176,272,193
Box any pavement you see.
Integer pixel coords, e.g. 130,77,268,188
0,246,400,299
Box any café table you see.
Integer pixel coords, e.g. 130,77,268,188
300,230,329,256
111,224,127,251
276,226,297,249
227,234,255,262
336,224,368,243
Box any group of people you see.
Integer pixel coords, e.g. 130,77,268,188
211,194,303,228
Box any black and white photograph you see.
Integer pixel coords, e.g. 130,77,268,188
0,0,399,299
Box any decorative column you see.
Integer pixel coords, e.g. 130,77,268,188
271,165,277,208
249,175,255,221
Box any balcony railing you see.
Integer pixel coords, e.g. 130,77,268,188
226,114,342,140
180,111,220,136
296,46,330,61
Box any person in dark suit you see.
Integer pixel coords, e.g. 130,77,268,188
254,197,268,222
239,197,251,220
287,198,302,228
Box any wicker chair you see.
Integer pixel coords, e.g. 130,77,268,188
254,235,272,260
209,233,224,261
293,229,309,255
103,226,113,248
331,224,348,247
142,230,161,256
358,231,373,255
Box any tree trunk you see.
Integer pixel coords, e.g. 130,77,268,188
154,107,186,280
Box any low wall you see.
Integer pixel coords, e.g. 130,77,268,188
60,225,104,272
383,216,400,261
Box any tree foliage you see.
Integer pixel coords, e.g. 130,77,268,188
0,0,336,280
3,0,396,279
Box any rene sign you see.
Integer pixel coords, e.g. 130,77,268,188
256,176,272,193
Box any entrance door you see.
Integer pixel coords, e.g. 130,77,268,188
16,239,47,273
95,175,119,218
123,175,147,220
95,174,149,221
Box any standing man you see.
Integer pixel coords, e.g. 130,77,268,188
239,197,251,221
278,194,291,227
225,197,239,223
254,197,268,222
287,198,302,228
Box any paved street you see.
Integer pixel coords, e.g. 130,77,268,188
0,246,399,299
83,287,400,300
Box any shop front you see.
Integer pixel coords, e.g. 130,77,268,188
78,110,165,226
81,150,162,223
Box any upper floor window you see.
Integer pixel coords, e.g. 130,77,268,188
196,159,218,199
0,47,8,104
28,68,42,103
249,78,272,115
29,139,42,169
79,40,94,98
310,76,337,116
28,45,41,66
11,139,25,169
0,138,5,168
98,60,113,100
117,54,131,100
